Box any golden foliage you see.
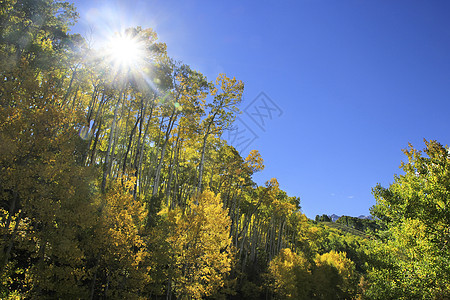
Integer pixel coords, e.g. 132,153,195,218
165,190,234,299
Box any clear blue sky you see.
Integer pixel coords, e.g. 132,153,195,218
72,0,450,219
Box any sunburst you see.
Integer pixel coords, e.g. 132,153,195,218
106,31,146,71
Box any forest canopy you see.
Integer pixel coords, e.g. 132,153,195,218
1,1,449,299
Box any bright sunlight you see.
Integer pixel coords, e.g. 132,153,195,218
106,32,145,70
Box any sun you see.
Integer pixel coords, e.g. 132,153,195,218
106,32,146,71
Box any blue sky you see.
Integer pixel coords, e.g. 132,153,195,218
72,0,450,218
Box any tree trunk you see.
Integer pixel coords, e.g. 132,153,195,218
197,134,208,194
102,89,123,192
165,126,181,207
136,100,154,199
89,265,98,300
277,220,285,253
197,110,219,194
153,109,177,196
62,65,78,106
121,115,140,177
89,117,103,166
85,91,107,165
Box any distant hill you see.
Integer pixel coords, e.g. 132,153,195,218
314,214,379,233
320,222,370,239
335,215,380,233
320,214,372,222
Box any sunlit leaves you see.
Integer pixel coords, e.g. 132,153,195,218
155,191,234,299
269,248,358,299
269,248,312,299
367,140,450,299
